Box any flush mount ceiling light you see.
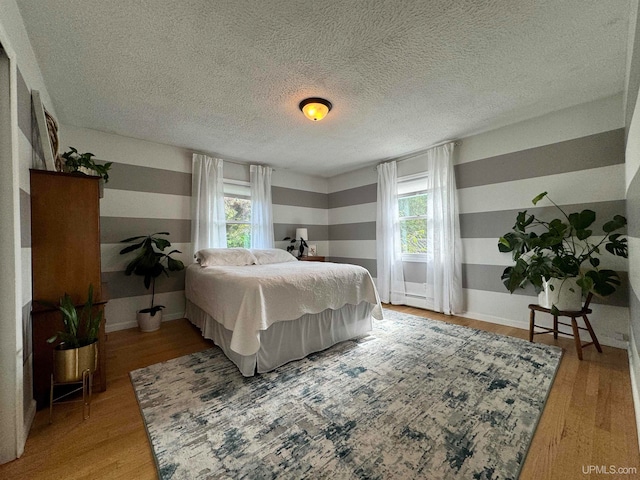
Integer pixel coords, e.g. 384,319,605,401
299,97,332,122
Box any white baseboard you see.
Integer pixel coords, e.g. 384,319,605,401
459,309,529,330
405,296,429,310
628,329,640,450
459,309,628,349
20,399,36,457
105,311,184,333
401,302,629,350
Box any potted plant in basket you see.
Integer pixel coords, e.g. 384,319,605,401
119,232,185,332
498,192,628,312
46,284,102,383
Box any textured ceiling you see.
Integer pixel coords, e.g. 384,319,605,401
17,0,630,177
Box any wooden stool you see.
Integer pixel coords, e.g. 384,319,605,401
528,293,602,360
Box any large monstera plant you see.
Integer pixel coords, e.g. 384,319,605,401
119,232,185,315
498,192,628,304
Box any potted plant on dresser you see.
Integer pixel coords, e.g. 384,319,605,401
47,285,102,383
60,146,112,196
498,192,628,312
119,232,185,332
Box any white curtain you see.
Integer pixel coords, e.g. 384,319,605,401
376,161,406,304
191,154,226,255
425,143,463,314
250,164,274,248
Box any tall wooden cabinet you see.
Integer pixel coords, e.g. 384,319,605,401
30,170,107,408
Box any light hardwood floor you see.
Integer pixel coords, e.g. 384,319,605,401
1,305,639,479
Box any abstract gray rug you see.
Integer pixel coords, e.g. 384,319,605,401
130,309,562,479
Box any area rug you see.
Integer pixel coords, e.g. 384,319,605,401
130,309,562,479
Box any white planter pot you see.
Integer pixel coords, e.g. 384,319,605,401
538,277,583,311
137,310,162,332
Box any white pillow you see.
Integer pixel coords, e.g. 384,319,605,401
250,248,298,265
195,248,257,266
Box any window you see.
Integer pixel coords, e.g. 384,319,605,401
224,180,251,247
397,174,428,259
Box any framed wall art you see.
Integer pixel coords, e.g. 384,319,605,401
32,90,59,171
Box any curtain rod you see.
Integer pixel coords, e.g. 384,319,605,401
375,140,462,170
193,152,275,171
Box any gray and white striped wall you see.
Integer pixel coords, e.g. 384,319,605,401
10,7,58,451
60,125,193,332
60,94,630,349
455,94,628,348
624,0,640,446
325,94,629,349
17,68,37,432
60,125,331,332
327,167,377,273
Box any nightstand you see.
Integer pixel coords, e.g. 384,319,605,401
299,256,325,262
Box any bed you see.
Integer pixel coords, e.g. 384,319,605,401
184,248,383,376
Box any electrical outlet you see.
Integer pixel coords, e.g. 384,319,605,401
614,332,630,342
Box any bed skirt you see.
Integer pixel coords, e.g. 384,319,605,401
185,300,374,376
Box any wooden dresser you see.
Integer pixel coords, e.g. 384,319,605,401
30,170,107,408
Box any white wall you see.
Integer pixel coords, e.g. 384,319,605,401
0,0,55,463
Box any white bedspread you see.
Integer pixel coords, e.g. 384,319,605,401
185,261,382,356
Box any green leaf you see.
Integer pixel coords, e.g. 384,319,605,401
120,235,147,243
124,256,142,275
585,269,620,297
547,219,568,237
603,215,627,233
501,258,534,293
119,241,145,254
514,210,535,231
589,257,600,268
167,257,185,271
152,237,171,251
531,192,548,205
605,237,628,258
576,229,592,241
568,210,596,230
576,276,594,294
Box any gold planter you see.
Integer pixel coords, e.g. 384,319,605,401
53,342,98,383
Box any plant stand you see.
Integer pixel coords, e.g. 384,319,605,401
528,293,602,360
49,369,93,423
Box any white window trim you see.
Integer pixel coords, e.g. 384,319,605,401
224,178,250,186
398,173,428,262
224,179,252,245
402,252,427,262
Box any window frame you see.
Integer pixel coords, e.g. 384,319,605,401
397,173,428,262
223,179,252,248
